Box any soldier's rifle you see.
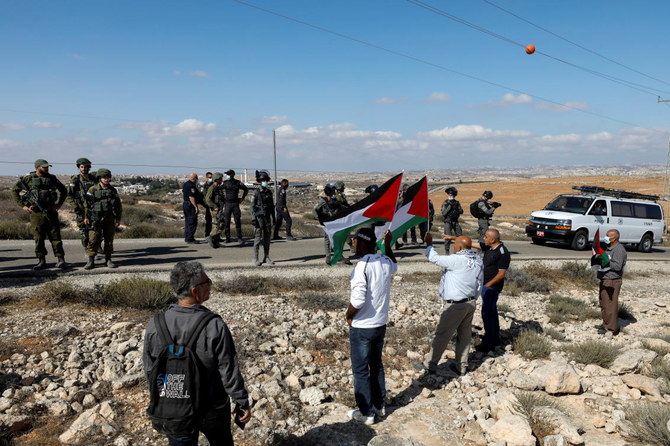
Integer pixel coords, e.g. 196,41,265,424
17,180,54,224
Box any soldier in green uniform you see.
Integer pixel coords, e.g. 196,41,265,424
204,172,224,248
67,158,97,248
83,168,122,270
11,159,68,270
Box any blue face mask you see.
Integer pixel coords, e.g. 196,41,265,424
207,178,213,183
602,236,611,244
448,196,454,201
261,182,269,188
225,175,230,181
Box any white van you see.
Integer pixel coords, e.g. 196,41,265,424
525,186,665,252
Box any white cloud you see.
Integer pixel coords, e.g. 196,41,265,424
118,119,216,136
32,121,62,128
536,101,588,112
0,139,15,148
0,124,25,131
65,53,84,59
172,119,216,135
374,97,396,104
417,124,531,141
427,92,451,102
188,70,208,78
500,93,533,106
255,115,290,125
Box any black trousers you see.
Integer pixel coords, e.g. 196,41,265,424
183,202,197,241
223,202,242,239
274,208,293,237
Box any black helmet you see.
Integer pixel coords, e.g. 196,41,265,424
225,169,235,177
76,157,92,167
364,185,379,195
445,186,458,196
324,184,335,196
483,190,494,199
256,169,271,182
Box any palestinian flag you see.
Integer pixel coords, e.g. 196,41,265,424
322,173,403,265
375,176,429,252
590,228,609,270
592,228,605,256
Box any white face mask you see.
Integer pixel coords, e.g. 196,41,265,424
602,236,611,244
207,178,213,183
448,196,454,201
261,182,269,188
225,175,231,181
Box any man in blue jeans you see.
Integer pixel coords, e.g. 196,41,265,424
448,229,511,352
345,228,396,425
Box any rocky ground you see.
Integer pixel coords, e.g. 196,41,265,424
0,258,669,446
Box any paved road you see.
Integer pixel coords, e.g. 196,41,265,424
1,237,668,278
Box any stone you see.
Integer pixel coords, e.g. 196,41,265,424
489,388,523,419
531,406,583,445
262,380,283,398
543,435,567,446
610,349,657,374
621,373,661,397
59,404,117,445
299,387,325,406
0,397,12,412
489,414,535,446
285,374,301,389
47,399,71,416
367,435,419,446
508,369,540,390
462,420,487,446
531,362,581,394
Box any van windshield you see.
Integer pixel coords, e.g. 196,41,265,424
544,196,594,214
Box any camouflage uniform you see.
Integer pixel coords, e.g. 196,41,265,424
204,174,225,246
84,182,122,261
11,170,67,264
67,171,97,247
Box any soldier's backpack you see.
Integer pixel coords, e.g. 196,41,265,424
469,199,484,218
147,311,219,435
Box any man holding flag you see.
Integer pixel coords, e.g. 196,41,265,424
592,228,627,336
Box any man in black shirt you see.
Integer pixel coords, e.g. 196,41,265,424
444,228,510,351
181,173,200,244
221,169,249,243
273,179,296,241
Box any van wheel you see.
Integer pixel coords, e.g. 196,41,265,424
531,237,546,245
570,230,588,250
637,233,653,253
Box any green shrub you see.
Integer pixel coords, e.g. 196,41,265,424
497,303,512,314
625,402,670,446
647,357,670,382
154,226,184,238
119,223,157,238
563,340,618,368
547,294,600,324
559,261,598,287
122,206,164,225
216,275,332,296
506,267,552,294
217,275,268,295
42,281,91,304
545,327,567,341
513,330,551,360
292,292,346,311
514,391,564,440
0,221,33,239
618,302,634,320
98,277,174,309
402,271,442,284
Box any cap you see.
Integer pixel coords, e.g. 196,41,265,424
213,172,224,181
354,227,376,246
97,168,112,178
225,169,235,176
76,157,92,166
34,159,51,168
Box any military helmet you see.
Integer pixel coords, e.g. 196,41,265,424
364,185,379,195
445,186,458,196
76,157,92,167
323,184,335,196
212,172,224,181
333,180,345,191
97,168,112,178
225,169,235,177
256,169,271,182
483,190,494,199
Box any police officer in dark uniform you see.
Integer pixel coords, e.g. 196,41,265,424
11,159,68,270
475,190,501,242
221,169,249,243
202,171,214,238
441,186,463,253
182,173,200,244
250,170,275,266
67,158,97,249
273,178,296,241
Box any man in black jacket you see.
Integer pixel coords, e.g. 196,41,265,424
221,169,249,243
273,179,296,241
441,186,462,253
143,261,251,445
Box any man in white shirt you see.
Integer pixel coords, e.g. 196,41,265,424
424,233,483,376
345,227,396,425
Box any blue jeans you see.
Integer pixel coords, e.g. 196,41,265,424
481,286,500,348
349,325,386,416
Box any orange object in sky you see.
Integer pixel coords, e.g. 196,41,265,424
525,44,536,54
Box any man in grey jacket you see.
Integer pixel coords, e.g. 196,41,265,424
597,229,627,336
143,261,251,445
423,233,483,376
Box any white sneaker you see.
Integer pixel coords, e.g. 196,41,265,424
347,409,375,425
372,406,386,418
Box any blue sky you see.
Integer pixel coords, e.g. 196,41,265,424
1,0,669,175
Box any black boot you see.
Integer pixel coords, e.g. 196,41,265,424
105,255,117,268
84,256,95,270
263,246,274,265
33,256,47,270
55,257,67,269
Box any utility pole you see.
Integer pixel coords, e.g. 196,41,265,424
273,130,278,210
659,97,670,233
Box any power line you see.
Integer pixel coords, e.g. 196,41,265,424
407,0,670,97
233,0,668,134
482,0,670,89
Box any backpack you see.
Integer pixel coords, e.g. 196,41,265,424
147,311,220,436
469,200,484,218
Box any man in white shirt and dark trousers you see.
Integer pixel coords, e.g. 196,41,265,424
346,227,396,425
423,233,483,376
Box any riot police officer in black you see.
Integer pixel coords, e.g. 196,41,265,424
221,169,249,243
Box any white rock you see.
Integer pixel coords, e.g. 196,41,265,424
621,373,661,397
299,387,325,406
610,349,657,374
489,388,523,419
531,362,581,394
489,414,536,446
531,406,583,445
